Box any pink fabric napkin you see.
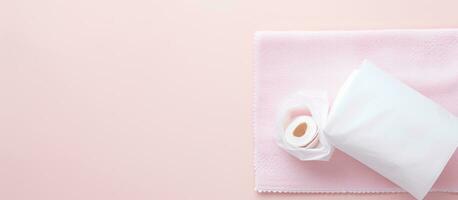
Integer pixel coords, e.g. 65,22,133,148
254,30,458,194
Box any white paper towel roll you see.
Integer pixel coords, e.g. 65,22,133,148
284,116,319,148
276,91,334,161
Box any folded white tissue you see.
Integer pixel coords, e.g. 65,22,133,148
277,61,458,199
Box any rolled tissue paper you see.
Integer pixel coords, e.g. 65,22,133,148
276,91,334,161
324,60,458,200
284,116,319,148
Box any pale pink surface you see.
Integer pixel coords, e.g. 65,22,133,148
0,0,458,200
255,30,458,198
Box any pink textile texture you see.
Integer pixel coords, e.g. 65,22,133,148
254,30,458,195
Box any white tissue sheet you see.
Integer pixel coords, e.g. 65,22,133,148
324,61,458,199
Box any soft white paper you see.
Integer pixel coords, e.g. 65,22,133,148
276,91,334,161
324,61,458,199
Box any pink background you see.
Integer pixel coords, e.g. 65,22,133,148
0,0,457,200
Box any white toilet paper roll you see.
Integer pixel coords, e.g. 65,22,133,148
284,116,319,148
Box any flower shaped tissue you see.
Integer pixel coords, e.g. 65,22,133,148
276,91,334,161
